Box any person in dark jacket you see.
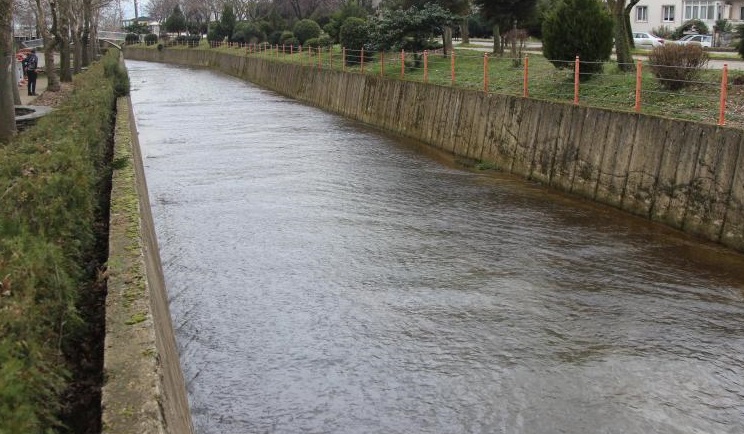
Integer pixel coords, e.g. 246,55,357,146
24,49,39,96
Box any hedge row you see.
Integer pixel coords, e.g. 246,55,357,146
0,49,126,433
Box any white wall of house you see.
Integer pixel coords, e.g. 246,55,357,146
631,0,744,34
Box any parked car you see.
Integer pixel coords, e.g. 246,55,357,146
674,34,713,48
633,32,665,48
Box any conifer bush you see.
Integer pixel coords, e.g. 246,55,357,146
542,0,614,77
339,17,369,65
293,19,322,44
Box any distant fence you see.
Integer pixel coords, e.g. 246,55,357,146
202,41,744,129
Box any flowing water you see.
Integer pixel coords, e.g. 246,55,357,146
127,60,744,434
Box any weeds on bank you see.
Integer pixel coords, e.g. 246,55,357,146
0,49,125,433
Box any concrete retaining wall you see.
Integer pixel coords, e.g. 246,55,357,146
124,47,744,252
103,96,194,434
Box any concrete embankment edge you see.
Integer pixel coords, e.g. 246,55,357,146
102,96,195,434
123,47,744,252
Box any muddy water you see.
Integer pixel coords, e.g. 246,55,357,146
126,60,744,434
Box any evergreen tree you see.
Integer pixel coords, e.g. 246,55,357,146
542,0,613,77
165,5,187,35
220,4,237,41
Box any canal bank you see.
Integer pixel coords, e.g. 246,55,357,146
102,96,194,434
122,47,744,254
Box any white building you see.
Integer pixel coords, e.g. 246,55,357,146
631,0,743,34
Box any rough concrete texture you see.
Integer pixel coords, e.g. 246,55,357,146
123,47,744,252
102,96,194,434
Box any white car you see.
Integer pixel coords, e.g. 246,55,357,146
633,32,665,48
675,34,713,48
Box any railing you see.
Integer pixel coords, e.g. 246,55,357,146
98,31,127,41
20,31,127,49
198,41,744,129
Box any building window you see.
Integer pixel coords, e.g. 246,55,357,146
684,1,716,20
636,5,648,22
662,5,675,22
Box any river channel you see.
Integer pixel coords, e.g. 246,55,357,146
126,60,744,434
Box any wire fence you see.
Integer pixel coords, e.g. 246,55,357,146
201,41,744,129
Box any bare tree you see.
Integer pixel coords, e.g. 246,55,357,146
1,0,17,142
275,0,329,20
606,0,640,71
35,0,61,91
145,0,179,22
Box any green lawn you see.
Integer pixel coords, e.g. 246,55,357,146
158,40,744,129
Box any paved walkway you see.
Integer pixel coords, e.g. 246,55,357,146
18,74,48,105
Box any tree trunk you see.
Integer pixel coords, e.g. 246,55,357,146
492,24,501,55
0,0,17,142
625,0,640,47
37,0,60,92
12,55,21,105
72,27,82,74
50,0,73,83
608,0,634,71
81,0,91,67
443,26,452,56
461,17,469,44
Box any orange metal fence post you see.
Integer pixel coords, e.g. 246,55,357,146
424,50,429,83
451,51,455,85
380,51,384,76
361,48,365,73
483,53,489,93
523,55,529,97
318,47,322,69
401,50,405,78
634,60,643,112
719,64,729,126
290,44,293,55
329,47,333,70
573,56,580,105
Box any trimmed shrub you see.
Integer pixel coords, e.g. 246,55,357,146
305,35,333,48
339,17,369,65
232,22,266,44
648,43,709,90
672,19,710,40
144,33,158,45
280,30,295,44
293,19,322,44
283,37,299,49
737,24,744,59
542,0,613,78
268,30,283,45
125,33,139,44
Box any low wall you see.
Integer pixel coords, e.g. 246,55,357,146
124,47,744,252
103,96,194,434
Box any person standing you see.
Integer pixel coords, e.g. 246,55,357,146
25,49,39,96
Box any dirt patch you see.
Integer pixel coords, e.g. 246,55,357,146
33,82,75,108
